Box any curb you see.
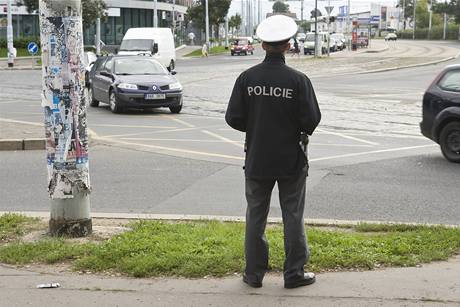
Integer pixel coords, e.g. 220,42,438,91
362,46,389,53
0,66,41,71
1,211,458,228
175,44,187,51
0,138,45,151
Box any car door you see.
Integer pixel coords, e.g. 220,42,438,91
91,58,107,102
94,58,113,103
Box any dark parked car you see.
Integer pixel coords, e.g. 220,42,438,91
421,64,460,162
87,55,183,113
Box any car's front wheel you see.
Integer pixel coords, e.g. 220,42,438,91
169,104,182,114
109,89,123,114
440,121,460,163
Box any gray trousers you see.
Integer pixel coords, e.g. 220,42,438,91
244,168,309,283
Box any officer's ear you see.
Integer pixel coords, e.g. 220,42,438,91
285,43,291,53
262,42,268,51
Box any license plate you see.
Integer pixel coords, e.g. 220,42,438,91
145,93,165,100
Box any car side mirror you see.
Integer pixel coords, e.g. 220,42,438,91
100,71,113,80
152,43,159,54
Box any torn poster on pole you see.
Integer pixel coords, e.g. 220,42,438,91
39,0,90,199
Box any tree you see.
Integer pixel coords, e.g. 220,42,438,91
299,20,311,33
272,1,289,13
310,8,322,19
451,0,460,24
18,0,107,28
187,0,231,38
229,14,242,35
398,0,415,19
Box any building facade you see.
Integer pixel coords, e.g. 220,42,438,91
0,0,191,46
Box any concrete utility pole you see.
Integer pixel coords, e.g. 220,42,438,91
154,0,158,27
413,0,416,40
428,0,432,39
347,0,351,49
443,12,447,40
205,0,210,46
39,0,92,237
7,0,15,67
402,0,406,29
172,0,176,35
314,0,319,57
96,17,101,56
225,15,229,48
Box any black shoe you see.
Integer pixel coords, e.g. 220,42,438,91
284,272,316,289
243,274,262,288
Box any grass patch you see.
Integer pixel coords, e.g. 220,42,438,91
184,46,228,57
0,214,40,243
0,48,40,58
1,216,459,278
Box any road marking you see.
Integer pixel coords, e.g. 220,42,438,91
94,137,244,160
92,124,178,129
119,137,243,143
317,128,380,146
0,118,42,126
101,124,224,138
313,143,373,147
201,130,244,149
310,144,437,162
161,115,196,128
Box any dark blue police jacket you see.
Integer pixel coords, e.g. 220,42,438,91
225,53,321,179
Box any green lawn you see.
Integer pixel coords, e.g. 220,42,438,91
1,214,460,278
184,45,229,57
0,48,40,58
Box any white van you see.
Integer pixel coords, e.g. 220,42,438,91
303,32,329,55
118,28,176,71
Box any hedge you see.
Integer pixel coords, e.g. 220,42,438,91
0,37,41,49
397,25,460,40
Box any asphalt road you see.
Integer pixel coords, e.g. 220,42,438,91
0,40,459,224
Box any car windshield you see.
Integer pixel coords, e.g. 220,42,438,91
305,34,315,41
114,58,167,75
119,39,154,51
235,40,248,45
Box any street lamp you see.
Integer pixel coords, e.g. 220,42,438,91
412,0,416,40
427,0,432,39
154,0,158,27
7,0,15,67
205,0,210,47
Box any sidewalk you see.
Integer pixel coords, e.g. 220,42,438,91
0,253,459,307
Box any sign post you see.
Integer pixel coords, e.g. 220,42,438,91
27,42,39,69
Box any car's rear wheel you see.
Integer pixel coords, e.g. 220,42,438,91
109,89,123,114
440,121,460,163
88,86,99,107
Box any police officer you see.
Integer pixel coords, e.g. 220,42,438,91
225,15,321,289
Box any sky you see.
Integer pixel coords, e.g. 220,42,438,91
229,0,399,21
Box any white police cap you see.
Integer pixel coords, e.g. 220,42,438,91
256,15,298,43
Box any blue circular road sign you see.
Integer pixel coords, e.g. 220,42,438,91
27,42,39,55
